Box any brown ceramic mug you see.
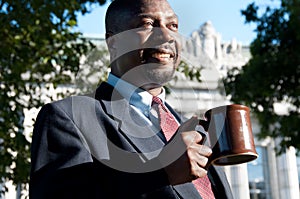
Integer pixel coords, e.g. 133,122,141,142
199,104,258,166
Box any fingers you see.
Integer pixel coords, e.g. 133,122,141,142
164,120,214,185
181,131,212,158
181,130,207,147
183,131,212,179
187,141,212,164
191,146,212,175
190,163,208,180
178,116,208,145
164,145,211,185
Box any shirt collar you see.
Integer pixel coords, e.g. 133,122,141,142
106,73,166,117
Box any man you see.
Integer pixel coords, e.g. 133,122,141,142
30,0,233,198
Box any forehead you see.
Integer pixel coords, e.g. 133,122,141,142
106,0,177,33
139,0,175,14
128,0,177,20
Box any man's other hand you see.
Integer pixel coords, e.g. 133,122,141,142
164,116,212,185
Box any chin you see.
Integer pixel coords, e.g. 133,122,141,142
144,67,175,85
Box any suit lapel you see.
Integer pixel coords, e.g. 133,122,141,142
208,166,234,199
165,102,182,123
173,183,202,199
95,82,165,160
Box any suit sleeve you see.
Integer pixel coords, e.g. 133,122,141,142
29,100,173,199
30,101,93,174
29,101,102,198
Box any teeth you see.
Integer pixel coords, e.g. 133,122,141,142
152,53,171,59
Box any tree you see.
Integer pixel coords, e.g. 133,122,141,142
0,0,108,195
223,0,300,153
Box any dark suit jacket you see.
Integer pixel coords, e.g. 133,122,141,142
30,82,233,199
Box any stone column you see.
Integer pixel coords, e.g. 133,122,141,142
224,164,251,199
215,33,222,59
276,146,300,199
266,139,280,199
191,31,202,57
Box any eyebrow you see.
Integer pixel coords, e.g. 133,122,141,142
138,13,178,21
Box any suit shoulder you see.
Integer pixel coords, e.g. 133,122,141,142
39,95,101,116
52,95,99,108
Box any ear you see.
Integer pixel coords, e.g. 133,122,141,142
105,31,113,40
105,32,117,61
105,31,115,48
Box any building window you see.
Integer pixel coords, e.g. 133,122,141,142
247,146,271,199
297,156,300,189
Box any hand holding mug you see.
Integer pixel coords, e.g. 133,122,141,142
164,117,212,185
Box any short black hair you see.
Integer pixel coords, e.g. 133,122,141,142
105,0,142,35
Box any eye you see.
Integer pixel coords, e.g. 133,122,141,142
168,23,178,31
141,20,154,28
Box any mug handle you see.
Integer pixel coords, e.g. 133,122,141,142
197,119,209,145
198,119,209,131
198,119,214,167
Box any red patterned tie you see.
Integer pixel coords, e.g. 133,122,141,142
152,96,215,198
152,96,179,141
193,176,215,199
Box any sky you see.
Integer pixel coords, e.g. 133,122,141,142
77,0,280,45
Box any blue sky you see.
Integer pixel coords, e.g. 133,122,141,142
77,0,280,45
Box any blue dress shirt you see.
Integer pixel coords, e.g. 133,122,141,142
106,73,168,141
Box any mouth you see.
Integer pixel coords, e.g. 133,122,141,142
142,48,176,64
152,52,173,59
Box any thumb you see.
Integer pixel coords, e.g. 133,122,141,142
178,116,199,133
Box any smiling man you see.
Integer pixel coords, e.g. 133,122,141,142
105,0,181,93
29,0,233,198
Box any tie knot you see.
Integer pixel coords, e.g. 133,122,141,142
152,96,163,105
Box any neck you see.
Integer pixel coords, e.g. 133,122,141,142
110,71,164,96
147,87,163,96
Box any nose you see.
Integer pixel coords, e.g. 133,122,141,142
153,26,175,44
